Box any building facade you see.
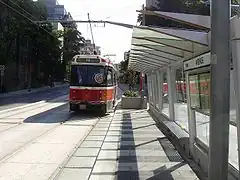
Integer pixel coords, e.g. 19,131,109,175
79,40,101,55
39,0,67,20
146,0,158,9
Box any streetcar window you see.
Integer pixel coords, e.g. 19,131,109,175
106,68,113,86
113,73,117,85
70,65,106,87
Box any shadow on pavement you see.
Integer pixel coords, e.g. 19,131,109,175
146,162,186,180
115,109,187,180
23,103,101,124
0,86,69,107
116,112,140,180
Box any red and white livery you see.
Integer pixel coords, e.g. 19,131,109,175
69,54,117,114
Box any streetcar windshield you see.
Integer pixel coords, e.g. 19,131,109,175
70,65,106,87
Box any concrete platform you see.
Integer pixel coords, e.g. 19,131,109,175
56,107,200,180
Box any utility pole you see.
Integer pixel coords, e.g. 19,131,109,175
140,4,146,109
87,13,96,52
208,0,230,179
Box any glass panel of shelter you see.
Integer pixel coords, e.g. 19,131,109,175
188,70,211,146
183,52,239,171
183,52,211,157
174,67,189,131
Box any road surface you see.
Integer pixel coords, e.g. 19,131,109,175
0,85,69,111
0,85,125,180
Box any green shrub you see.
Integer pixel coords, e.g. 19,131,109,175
123,90,138,97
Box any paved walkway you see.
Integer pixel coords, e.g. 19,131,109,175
56,107,200,180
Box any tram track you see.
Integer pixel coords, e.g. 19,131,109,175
0,111,75,165
50,102,119,180
0,94,70,164
0,95,68,119
49,114,110,180
0,100,46,115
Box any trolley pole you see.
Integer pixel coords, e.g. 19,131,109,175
208,0,230,179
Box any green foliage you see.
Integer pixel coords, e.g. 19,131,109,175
123,90,138,97
57,27,85,78
120,59,129,73
61,28,85,59
119,53,140,85
0,0,86,87
0,0,60,68
232,0,240,4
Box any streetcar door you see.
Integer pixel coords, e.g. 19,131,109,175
106,67,114,110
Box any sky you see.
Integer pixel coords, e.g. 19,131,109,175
58,0,145,63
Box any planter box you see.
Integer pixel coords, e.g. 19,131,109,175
121,95,147,109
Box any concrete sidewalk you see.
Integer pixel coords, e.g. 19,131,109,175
56,106,200,180
0,82,68,98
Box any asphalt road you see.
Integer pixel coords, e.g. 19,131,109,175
0,85,121,180
0,85,69,111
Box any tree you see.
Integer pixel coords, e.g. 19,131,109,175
57,27,85,78
0,0,19,65
119,53,140,89
62,28,85,60
0,0,63,90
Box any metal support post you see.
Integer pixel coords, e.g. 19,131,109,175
167,67,175,121
140,72,145,109
139,4,146,109
146,75,150,103
158,71,163,110
149,74,153,104
172,67,177,103
150,74,153,103
231,19,240,179
208,0,230,179
151,73,156,107
154,73,159,109
155,71,160,110
186,72,196,156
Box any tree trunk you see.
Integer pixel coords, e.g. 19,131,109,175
16,33,20,84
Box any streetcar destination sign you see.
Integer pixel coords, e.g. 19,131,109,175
184,52,211,71
76,57,100,63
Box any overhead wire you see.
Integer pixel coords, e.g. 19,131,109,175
0,0,56,38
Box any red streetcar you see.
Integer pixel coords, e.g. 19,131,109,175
69,54,117,114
